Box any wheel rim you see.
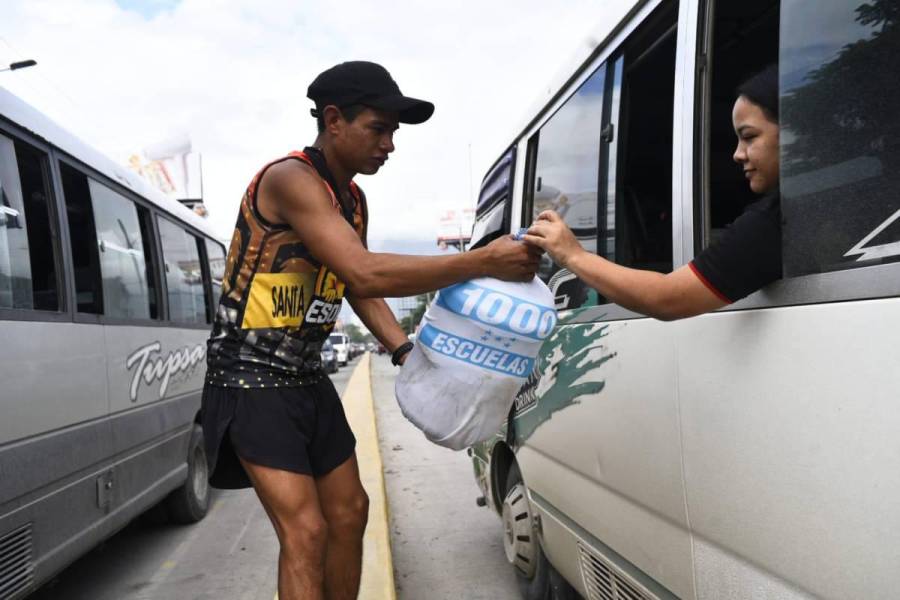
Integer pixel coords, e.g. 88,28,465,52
501,482,536,579
192,446,209,505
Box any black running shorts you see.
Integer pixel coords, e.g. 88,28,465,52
201,377,356,489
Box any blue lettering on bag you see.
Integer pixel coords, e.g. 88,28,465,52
435,282,557,341
418,324,533,377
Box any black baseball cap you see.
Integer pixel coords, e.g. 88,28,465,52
307,61,435,125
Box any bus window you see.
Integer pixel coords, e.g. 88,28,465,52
607,3,677,275
158,216,206,323
61,163,103,314
780,0,900,276
204,237,226,320
699,2,779,251
89,181,154,319
0,134,60,312
526,64,606,311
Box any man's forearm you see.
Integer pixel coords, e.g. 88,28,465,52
347,249,490,299
347,296,409,352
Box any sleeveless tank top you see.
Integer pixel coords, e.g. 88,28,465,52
206,147,367,388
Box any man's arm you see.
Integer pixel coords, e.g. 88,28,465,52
346,295,410,362
261,161,540,298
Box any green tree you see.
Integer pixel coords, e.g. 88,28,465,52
399,293,432,334
782,0,900,172
343,323,367,343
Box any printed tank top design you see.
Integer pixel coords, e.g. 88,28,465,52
206,148,367,388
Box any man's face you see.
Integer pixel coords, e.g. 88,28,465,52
332,107,399,175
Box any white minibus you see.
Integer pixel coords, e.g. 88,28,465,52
0,87,224,599
467,1,900,598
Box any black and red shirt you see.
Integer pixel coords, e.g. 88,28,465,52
689,192,782,303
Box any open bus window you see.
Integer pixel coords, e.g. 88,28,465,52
158,216,206,324
607,3,677,276
0,135,59,312
700,1,779,250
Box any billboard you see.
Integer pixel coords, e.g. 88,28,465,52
437,208,475,250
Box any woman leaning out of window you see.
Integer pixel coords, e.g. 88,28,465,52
524,65,782,321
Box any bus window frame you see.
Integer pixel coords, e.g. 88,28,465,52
0,120,71,324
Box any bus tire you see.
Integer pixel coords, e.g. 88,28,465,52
503,462,578,600
166,424,210,524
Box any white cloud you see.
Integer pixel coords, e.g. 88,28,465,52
1,0,605,244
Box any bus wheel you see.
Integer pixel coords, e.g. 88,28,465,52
166,424,210,524
503,462,577,600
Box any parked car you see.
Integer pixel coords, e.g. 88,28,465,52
320,341,338,373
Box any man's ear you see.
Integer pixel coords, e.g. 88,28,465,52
322,105,343,135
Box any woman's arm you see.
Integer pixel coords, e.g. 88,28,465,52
524,211,726,321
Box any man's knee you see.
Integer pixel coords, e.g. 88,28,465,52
280,513,329,556
327,489,369,537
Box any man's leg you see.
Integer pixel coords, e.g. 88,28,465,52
240,457,328,600
316,454,369,600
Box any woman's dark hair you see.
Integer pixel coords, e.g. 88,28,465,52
737,64,779,122
316,104,366,133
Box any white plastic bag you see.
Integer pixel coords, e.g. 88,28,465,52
395,277,557,450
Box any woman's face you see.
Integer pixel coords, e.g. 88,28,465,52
732,95,780,194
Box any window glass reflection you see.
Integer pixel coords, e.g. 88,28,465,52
530,66,606,310
781,0,900,275
158,217,206,323
89,181,151,319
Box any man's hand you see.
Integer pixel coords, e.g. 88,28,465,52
523,211,583,269
483,235,542,282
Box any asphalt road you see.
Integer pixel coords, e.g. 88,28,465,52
28,354,521,600
28,358,359,600
371,354,521,600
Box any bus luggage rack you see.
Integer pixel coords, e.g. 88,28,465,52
0,523,34,600
577,540,655,600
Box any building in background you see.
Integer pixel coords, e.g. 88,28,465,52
436,208,474,251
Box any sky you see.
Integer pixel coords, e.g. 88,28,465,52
1,0,610,325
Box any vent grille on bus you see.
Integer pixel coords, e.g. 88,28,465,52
577,540,656,600
0,524,34,600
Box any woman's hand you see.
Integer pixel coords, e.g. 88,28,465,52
522,210,583,269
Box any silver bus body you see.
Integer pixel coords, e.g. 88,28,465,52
0,87,222,599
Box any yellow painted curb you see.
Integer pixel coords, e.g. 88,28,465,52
342,353,397,600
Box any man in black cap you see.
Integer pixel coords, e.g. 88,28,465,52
202,61,540,600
